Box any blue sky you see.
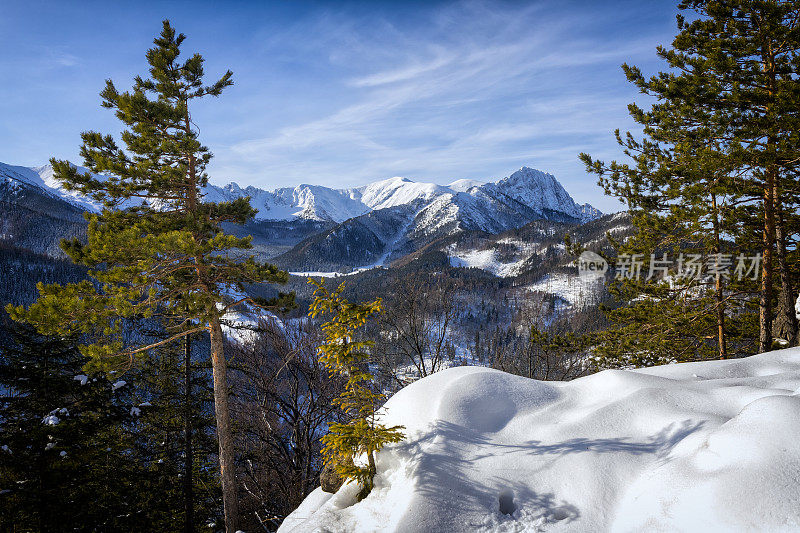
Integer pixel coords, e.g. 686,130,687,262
1,0,680,212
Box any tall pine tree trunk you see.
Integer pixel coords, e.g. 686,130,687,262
759,49,777,353
184,334,195,533
712,192,728,359
184,102,239,531
209,316,239,532
773,199,797,345
761,170,776,352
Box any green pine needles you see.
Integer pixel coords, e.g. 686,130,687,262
580,0,800,363
6,21,291,369
308,279,404,501
5,21,291,530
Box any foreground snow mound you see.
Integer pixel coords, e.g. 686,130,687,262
279,350,800,532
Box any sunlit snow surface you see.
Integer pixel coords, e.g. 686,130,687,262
449,249,521,278
280,349,800,532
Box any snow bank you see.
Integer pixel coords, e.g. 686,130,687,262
279,349,800,532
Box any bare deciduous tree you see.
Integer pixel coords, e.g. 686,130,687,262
230,317,343,531
374,274,457,387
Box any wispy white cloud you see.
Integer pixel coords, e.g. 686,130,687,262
42,47,81,69
350,47,456,88
200,0,676,211
0,0,677,211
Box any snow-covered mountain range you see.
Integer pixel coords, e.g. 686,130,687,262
1,161,601,225
263,168,606,271
201,167,603,227
1,160,605,271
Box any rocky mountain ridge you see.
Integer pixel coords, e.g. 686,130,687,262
1,161,602,224
1,161,607,272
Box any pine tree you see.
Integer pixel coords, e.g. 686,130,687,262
307,279,404,501
5,21,292,530
580,0,800,359
0,320,141,530
128,333,221,531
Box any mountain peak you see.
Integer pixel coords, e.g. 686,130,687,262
507,166,553,180
448,178,485,192
2,160,596,227
579,203,604,222
481,167,580,221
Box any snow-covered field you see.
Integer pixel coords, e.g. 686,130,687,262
447,238,548,278
289,271,348,278
289,265,387,278
526,273,605,308
449,248,523,278
279,348,800,532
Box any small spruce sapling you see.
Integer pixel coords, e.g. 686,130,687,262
308,279,404,501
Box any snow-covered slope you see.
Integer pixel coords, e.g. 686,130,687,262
357,177,450,210
280,348,800,532
448,178,485,192
0,161,102,212
443,212,628,286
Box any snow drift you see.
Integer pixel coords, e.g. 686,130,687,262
279,349,800,532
